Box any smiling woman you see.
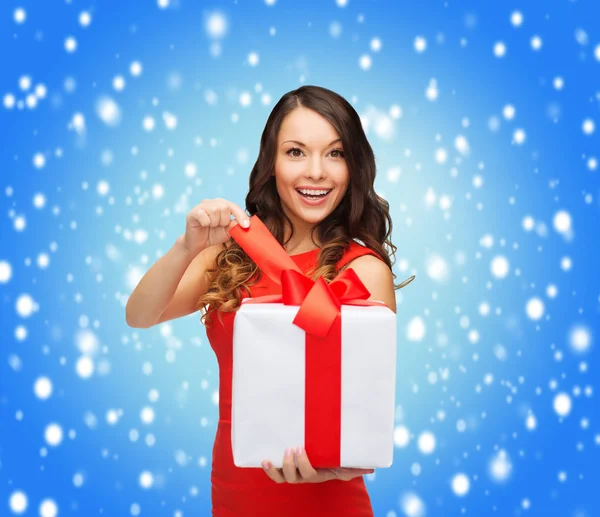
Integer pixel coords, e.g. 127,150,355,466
125,84,413,517
197,85,409,516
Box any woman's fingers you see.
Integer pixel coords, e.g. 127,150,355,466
262,451,303,484
194,199,249,230
227,201,250,228
281,448,299,483
227,218,240,232
218,204,230,228
195,208,210,227
207,205,221,227
295,447,318,481
332,467,375,480
263,449,373,484
196,200,222,228
262,461,286,484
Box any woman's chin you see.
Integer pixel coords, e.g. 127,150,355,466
292,208,334,225
283,197,340,226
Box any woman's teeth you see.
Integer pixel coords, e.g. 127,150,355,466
296,188,332,199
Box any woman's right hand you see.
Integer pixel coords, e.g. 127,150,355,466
182,198,250,255
262,447,374,484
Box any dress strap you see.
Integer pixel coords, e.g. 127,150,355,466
336,241,383,272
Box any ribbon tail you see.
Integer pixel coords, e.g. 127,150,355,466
228,215,303,286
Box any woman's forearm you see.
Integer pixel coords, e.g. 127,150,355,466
125,235,202,328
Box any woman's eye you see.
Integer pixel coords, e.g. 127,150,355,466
286,148,345,158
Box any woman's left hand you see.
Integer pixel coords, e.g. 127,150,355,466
262,447,374,484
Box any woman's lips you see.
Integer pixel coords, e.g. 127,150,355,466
295,188,333,206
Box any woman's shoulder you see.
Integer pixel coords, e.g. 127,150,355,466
345,239,384,259
338,240,396,311
337,239,384,270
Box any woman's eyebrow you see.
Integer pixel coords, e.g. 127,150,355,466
280,138,342,147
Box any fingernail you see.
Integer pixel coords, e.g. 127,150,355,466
242,219,250,228
296,446,303,456
286,447,293,456
262,461,270,470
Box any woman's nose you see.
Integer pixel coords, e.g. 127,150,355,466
305,158,326,179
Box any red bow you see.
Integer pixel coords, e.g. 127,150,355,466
228,215,383,337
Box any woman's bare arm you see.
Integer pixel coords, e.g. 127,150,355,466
343,255,397,313
125,235,222,328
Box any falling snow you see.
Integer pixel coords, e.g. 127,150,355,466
2,1,599,516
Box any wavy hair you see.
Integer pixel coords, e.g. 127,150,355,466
197,85,410,327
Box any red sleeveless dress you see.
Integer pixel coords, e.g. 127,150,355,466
205,241,382,517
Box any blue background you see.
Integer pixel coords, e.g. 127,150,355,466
1,0,599,516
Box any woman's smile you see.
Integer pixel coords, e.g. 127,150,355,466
295,186,334,206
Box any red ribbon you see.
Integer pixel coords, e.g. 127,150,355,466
228,215,386,467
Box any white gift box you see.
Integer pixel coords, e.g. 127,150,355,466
231,300,397,469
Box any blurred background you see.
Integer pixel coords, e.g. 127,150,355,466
1,0,599,515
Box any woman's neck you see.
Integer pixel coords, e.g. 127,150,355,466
282,221,320,255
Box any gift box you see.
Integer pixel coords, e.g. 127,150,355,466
228,215,397,469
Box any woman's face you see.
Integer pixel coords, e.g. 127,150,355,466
274,107,350,232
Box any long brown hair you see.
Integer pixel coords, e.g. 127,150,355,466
197,85,405,327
